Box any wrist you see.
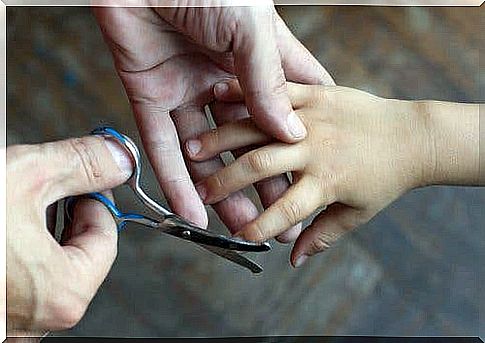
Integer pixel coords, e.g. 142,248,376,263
417,100,481,186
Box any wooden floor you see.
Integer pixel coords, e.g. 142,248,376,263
6,5,484,338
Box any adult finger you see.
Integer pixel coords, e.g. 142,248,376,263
59,190,118,324
134,103,209,229
274,11,335,86
232,5,307,143
171,105,259,234
291,204,362,268
210,101,302,242
32,136,132,206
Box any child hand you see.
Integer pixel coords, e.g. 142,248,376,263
186,81,434,267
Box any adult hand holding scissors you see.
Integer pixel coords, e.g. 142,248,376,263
6,135,132,336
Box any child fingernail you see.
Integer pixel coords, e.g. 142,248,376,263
294,254,308,268
186,139,202,157
214,82,229,97
195,183,207,202
287,111,307,139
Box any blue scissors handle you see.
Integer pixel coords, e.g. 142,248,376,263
65,193,154,232
63,126,271,273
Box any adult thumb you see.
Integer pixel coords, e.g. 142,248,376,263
34,135,133,205
232,6,307,144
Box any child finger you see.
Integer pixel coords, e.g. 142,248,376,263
254,176,303,244
236,177,331,242
286,82,323,109
214,79,323,109
185,118,271,161
211,101,302,242
198,144,306,205
290,204,362,268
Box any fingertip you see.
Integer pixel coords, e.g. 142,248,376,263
176,192,209,229
290,240,309,268
189,210,209,230
251,104,306,144
276,224,303,244
235,222,266,243
185,139,203,160
179,203,209,230
286,111,307,141
164,183,209,229
293,254,308,268
196,179,228,205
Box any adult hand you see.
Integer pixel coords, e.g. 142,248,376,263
94,2,334,239
7,135,132,336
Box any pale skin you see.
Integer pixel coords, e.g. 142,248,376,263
7,3,336,337
94,2,334,241
188,80,483,267
6,136,133,337
6,92,480,339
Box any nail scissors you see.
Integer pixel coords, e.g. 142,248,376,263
65,127,270,273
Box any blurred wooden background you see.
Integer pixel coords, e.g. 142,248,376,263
7,5,485,338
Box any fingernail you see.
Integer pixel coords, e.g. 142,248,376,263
214,82,229,97
186,139,202,158
287,111,307,139
294,254,308,268
105,138,133,178
195,182,207,202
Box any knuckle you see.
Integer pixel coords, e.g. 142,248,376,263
318,179,338,203
277,199,302,226
206,173,225,194
270,76,289,98
161,174,191,187
205,129,220,152
68,138,103,187
309,231,337,254
146,133,178,155
246,150,272,174
312,87,327,106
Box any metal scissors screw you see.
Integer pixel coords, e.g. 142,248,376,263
65,127,271,273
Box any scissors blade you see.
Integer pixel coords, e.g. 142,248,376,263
197,243,263,274
159,214,271,252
